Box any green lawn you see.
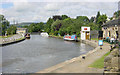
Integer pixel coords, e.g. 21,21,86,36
89,51,110,68
91,38,99,41
0,35,14,38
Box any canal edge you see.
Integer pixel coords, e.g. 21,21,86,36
37,40,110,73
0,37,26,46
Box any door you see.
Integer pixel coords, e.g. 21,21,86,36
98,31,103,38
116,31,118,38
81,32,85,40
86,32,90,40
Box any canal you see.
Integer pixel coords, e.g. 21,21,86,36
1,35,94,73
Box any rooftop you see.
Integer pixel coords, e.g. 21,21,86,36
102,17,120,27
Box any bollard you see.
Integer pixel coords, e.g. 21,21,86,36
82,56,85,59
100,46,102,49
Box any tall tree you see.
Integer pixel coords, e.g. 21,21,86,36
61,15,69,20
113,10,120,18
97,14,107,30
0,15,9,35
90,17,95,23
44,18,54,33
53,15,62,21
96,11,101,23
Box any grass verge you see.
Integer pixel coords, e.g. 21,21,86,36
89,51,110,68
49,35,63,39
0,35,14,38
91,38,99,41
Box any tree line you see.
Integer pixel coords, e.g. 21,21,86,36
24,11,108,36
1,10,119,36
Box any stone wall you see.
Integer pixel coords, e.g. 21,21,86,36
118,26,120,41
104,48,120,74
80,40,98,48
90,30,99,39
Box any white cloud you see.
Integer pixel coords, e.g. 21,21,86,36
2,0,120,2
1,2,118,24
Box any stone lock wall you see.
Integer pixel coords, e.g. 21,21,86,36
104,48,120,74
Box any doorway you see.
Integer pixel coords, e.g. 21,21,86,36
86,32,90,40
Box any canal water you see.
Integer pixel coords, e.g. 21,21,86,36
1,35,94,73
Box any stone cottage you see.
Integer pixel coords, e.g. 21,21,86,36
102,17,120,40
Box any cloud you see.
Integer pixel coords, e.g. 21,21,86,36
0,2,118,24
2,0,120,2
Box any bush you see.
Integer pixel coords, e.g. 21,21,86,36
54,31,58,36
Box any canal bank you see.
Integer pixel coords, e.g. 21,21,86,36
49,35,81,42
38,40,111,73
0,34,25,46
49,35,63,39
0,37,25,46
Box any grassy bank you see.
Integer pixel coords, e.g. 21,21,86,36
0,35,14,38
49,35,63,39
89,51,110,68
91,38,99,41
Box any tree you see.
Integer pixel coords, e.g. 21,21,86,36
97,14,107,25
61,15,69,20
90,17,95,23
23,25,29,28
87,23,99,30
96,11,101,23
28,22,44,33
76,16,89,23
97,14,107,30
44,18,54,33
51,20,62,31
53,15,62,21
7,25,17,35
113,10,120,18
0,15,9,35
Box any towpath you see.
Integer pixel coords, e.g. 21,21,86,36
38,40,111,73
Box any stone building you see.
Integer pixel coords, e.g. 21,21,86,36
102,18,120,40
119,24,120,41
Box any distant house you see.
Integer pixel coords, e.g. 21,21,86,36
102,17,120,40
16,28,28,34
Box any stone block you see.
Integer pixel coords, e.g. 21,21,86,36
111,57,118,68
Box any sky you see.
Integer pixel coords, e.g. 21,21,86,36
0,0,120,24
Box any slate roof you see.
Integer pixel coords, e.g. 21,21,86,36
102,17,120,27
